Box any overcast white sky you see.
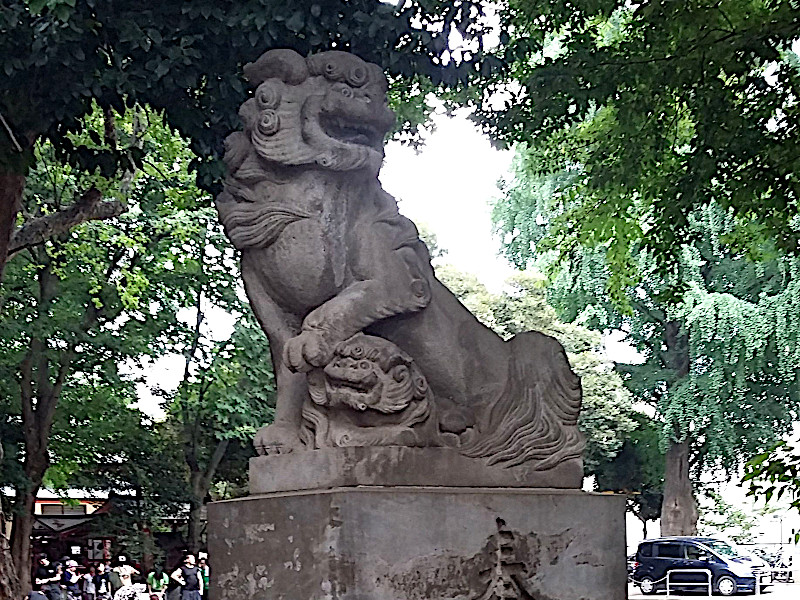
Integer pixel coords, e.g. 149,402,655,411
382,111,516,290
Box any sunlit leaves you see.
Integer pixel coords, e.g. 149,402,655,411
744,441,800,526
512,194,800,476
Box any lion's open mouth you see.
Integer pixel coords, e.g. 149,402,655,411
329,379,374,395
320,114,384,150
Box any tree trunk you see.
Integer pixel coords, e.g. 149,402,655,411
186,496,204,555
0,440,21,599
660,439,698,536
0,525,20,600
659,320,696,536
10,488,39,594
637,516,648,540
185,438,229,554
0,173,24,281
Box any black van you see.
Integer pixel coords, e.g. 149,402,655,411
632,536,769,596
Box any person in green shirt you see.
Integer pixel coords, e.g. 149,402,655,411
197,557,209,600
146,566,169,599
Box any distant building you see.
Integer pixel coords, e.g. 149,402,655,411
3,489,192,570
31,490,113,564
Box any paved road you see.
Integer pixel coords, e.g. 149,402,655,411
628,581,799,599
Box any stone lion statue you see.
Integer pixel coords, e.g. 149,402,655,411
216,49,584,480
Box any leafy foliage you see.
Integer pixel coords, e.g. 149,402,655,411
697,489,762,544
496,144,800,471
0,104,272,573
478,0,800,299
594,415,664,534
744,441,800,530
494,139,800,531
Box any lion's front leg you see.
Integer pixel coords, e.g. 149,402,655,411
284,274,430,373
242,254,308,455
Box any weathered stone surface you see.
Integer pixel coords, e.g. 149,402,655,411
249,447,583,494
215,48,585,480
208,487,626,600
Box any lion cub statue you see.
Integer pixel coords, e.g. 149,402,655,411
216,49,584,482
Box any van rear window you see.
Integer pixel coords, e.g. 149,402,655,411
638,543,653,557
656,543,684,558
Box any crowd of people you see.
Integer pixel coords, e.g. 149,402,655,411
31,554,209,600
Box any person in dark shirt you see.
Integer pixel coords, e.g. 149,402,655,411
93,563,112,600
170,555,203,600
33,556,60,600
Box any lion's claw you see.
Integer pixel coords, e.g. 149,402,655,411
284,330,331,372
253,424,303,456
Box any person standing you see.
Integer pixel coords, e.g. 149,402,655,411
93,564,111,600
62,561,81,600
81,565,96,600
111,560,138,590
196,558,208,600
146,565,169,599
170,555,202,600
34,556,61,600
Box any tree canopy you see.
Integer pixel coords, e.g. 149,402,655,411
594,414,664,538
475,0,800,299
1,0,495,168
495,140,800,533
0,0,505,278
0,104,273,587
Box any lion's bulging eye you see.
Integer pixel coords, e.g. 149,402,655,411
348,66,367,87
359,361,371,370
340,87,353,98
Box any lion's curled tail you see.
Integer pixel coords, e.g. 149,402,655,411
459,331,585,470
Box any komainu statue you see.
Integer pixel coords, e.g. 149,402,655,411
216,48,584,479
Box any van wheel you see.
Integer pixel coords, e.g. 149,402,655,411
638,576,656,595
717,575,737,596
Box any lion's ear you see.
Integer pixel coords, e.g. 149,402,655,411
223,132,250,172
244,49,309,86
411,366,429,400
307,370,329,406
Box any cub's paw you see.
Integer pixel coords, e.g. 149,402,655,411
284,330,332,372
253,424,303,456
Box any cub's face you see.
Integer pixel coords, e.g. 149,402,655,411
307,333,429,414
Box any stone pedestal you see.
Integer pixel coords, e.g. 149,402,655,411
208,449,626,600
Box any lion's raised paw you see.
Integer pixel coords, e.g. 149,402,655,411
283,330,332,373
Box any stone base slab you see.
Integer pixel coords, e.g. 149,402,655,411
249,446,583,494
209,487,626,600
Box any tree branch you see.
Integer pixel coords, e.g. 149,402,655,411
201,438,231,495
18,351,34,429
8,188,126,257
0,111,22,153
103,107,117,149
